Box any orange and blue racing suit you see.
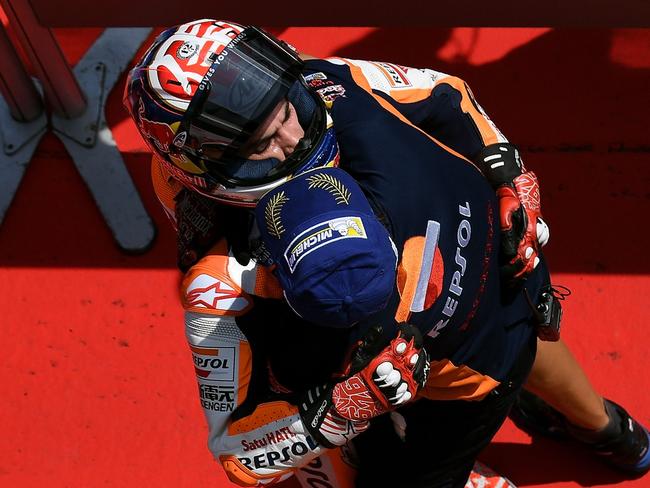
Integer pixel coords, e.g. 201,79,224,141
152,58,547,487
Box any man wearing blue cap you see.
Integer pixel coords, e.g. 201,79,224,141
256,167,398,327
255,158,538,488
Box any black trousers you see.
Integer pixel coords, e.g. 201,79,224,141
353,335,537,488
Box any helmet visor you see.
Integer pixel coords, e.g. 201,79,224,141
181,27,303,159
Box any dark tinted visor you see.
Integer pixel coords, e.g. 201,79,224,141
182,27,304,157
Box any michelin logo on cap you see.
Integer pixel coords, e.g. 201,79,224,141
284,216,367,273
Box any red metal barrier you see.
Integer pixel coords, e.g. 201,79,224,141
0,0,156,252
1,0,86,118
0,20,41,121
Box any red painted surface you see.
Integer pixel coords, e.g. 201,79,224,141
0,26,649,487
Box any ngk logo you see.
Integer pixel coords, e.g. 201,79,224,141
190,345,235,382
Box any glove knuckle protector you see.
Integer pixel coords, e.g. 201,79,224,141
298,324,429,448
360,323,428,409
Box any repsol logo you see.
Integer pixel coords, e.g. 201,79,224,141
193,356,229,369
378,62,411,87
428,202,471,339
190,345,235,381
238,436,319,469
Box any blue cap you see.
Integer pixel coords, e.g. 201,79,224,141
256,167,397,328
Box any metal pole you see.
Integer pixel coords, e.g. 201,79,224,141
0,0,86,118
0,22,42,121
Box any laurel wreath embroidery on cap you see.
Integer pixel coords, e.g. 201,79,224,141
307,173,351,205
265,191,289,239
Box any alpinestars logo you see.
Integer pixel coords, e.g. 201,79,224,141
186,273,251,313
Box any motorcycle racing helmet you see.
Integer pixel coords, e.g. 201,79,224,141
124,19,338,206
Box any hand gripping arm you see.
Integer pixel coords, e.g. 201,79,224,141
298,324,429,448
477,143,550,283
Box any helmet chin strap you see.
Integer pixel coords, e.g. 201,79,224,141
223,157,279,180
294,137,312,151
221,135,313,180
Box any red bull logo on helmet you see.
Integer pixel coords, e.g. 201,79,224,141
147,20,244,110
137,99,179,154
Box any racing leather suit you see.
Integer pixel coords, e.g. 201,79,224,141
152,59,547,486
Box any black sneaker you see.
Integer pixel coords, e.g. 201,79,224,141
510,389,650,474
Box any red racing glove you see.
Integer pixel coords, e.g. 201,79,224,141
299,323,429,448
476,143,550,284
497,171,550,281
333,323,428,420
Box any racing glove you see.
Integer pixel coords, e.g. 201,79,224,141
298,323,429,448
476,143,550,284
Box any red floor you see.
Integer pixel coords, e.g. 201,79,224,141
1,26,649,487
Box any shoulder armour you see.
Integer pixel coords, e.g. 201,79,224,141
181,239,254,316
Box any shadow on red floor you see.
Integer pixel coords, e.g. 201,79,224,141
0,26,648,488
